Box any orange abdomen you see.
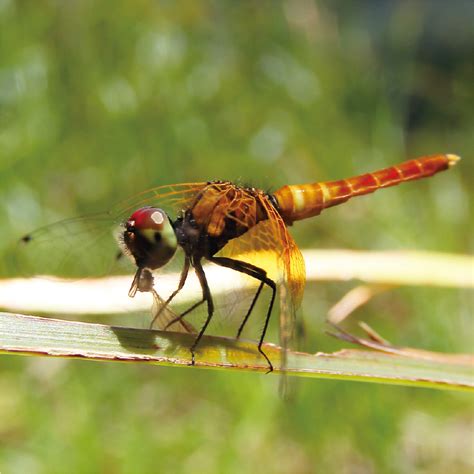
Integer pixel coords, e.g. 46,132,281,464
273,154,459,224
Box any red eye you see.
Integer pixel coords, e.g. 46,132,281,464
128,207,167,231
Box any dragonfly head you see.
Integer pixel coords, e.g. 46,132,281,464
121,207,177,270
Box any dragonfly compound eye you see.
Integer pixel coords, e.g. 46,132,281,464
125,207,178,270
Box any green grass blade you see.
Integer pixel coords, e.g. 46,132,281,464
1,312,472,391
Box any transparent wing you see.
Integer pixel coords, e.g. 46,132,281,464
216,193,306,352
13,212,125,278
151,290,197,334
110,182,208,220
14,182,207,279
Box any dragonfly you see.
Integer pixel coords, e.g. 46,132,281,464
19,153,459,371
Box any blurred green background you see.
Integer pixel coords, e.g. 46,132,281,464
0,1,472,473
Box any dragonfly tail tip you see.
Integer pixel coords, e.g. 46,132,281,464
446,154,461,167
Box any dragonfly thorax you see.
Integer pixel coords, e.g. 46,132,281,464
173,211,219,258
121,207,178,270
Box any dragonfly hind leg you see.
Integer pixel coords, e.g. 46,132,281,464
209,256,276,373
237,280,264,338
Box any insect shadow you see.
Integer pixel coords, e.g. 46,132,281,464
109,323,271,368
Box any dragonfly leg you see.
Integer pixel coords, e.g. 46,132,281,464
163,297,205,330
209,256,276,373
189,258,214,366
162,258,214,365
151,257,190,329
237,280,264,338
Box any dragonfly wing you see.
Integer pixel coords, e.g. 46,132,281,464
150,292,197,333
14,212,129,278
260,196,305,353
15,183,208,279
216,193,306,353
109,182,208,222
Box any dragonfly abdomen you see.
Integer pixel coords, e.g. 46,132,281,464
272,154,459,223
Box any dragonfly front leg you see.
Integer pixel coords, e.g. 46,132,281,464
151,257,190,329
